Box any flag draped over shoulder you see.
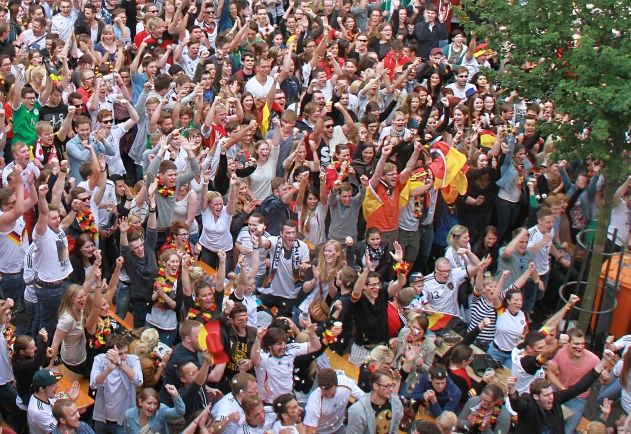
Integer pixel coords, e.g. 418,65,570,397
363,169,429,222
427,141,469,205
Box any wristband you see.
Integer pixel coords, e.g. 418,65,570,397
149,207,156,213
60,169,68,173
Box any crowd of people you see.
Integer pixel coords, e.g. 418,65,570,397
0,0,630,432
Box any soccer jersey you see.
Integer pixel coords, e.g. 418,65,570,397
422,268,468,317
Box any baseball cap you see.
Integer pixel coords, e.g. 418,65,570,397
409,272,423,282
32,369,62,389
430,47,443,56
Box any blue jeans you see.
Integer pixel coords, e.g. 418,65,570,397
564,395,587,434
132,299,151,329
35,283,67,339
522,279,538,314
15,299,36,337
0,383,26,433
487,343,513,369
597,377,622,402
94,420,125,434
0,272,25,309
115,283,131,319
415,223,434,273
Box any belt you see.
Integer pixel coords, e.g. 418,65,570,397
0,270,23,276
34,277,64,288
105,420,120,425
119,281,131,286
491,342,512,354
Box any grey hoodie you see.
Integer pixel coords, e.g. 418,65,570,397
347,392,403,434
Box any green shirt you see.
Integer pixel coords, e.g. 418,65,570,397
12,101,41,146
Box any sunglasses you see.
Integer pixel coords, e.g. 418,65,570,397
102,119,113,124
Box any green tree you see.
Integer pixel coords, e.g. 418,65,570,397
460,0,631,330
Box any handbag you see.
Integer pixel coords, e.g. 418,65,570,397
308,282,330,323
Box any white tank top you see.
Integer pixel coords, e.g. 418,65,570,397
173,191,199,235
0,213,28,273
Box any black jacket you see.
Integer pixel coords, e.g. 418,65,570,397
74,14,105,41
509,368,600,434
414,21,447,60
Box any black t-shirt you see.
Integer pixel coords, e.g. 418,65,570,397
225,333,251,378
39,103,68,132
371,399,393,433
180,382,211,423
351,285,389,346
159,343,200,405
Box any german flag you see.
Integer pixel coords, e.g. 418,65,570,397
478,130,496,148
427,312,460,332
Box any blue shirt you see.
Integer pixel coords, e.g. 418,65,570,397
124,396,185,434
52,422,95,434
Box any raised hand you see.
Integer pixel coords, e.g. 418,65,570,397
390,241,404,263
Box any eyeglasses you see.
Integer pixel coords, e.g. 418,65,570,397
376,383,395,389
176,232,189,237
102,119,113,124
78,197,91,202
24,96,36,100
120,75,130,79
435,268,451,274
324,124,334,129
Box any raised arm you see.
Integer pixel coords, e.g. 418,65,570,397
369,143,392,190
35,184,50,237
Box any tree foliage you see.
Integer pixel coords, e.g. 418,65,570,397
459,0,631,329
460,0,631,181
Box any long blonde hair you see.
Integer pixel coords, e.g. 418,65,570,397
58,284,89,321
447,225,469,250
316,240,345,283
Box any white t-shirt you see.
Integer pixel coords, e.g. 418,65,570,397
0,214,28,273
199,206,234,252
51,9,78,40
236,228,269,277
32,227,72,282
102,124,128,176
296,202,327,245
178,51,201,80
258,237,309,299
244,75,275,99
248,146,280,201
211,393,244,434
272,421,300,434
494,308,527,351
2,160,40,189
511,347,545,395
304,374,364,434
527,225,554,274
254,342,309,403
607,199,631,247
445,82,477,102
234,407,276,433
27,396,57,434
422,268,468,317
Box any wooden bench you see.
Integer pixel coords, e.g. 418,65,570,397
55,365,94,412
326,349,360,382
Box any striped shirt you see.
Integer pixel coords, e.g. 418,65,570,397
468,295,496,343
